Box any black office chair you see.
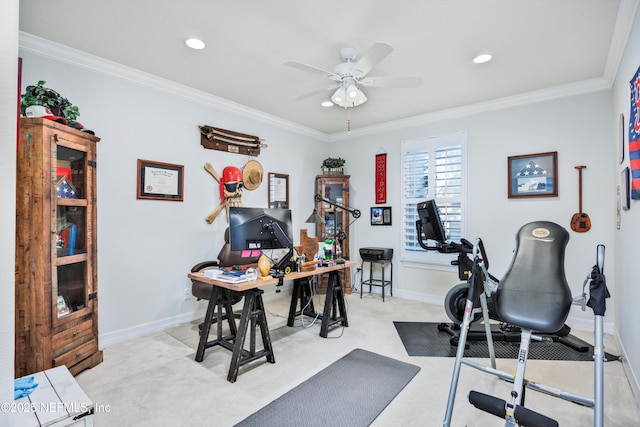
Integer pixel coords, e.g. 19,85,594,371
443,221,609,427
191,228,260,319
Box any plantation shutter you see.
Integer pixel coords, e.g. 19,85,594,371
401,132,466,266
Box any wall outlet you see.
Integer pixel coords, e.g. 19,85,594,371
183,288,191,301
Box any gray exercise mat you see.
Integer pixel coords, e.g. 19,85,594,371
235,348,420,427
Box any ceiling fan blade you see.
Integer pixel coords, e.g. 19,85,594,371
292,84,339,101
360,76,423,88
284,60,340,81
352,42,394,78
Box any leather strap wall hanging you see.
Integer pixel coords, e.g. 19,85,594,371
199,125,266,156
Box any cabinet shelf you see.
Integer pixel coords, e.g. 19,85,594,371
57,198,88,207
56,253,88,266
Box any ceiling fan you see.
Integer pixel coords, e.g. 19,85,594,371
284,41,422,108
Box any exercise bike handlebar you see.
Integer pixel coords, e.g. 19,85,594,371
415,220,475,255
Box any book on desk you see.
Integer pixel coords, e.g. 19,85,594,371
203,269,251,284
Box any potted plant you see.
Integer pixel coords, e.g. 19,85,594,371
21,80,80,121
321,157,346,174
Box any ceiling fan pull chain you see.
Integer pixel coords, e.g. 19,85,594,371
347,108,351,134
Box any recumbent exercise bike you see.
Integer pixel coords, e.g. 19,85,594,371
416,200,586,352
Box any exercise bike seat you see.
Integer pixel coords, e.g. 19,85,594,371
496,221,572,333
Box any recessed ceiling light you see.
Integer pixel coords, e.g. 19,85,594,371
185,38,206,50
473,54,492,64
321,101,333,107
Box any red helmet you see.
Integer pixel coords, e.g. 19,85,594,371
219,166,243,200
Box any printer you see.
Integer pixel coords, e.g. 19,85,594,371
359,247,393,261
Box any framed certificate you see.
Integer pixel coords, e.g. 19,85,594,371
268,172,289,208
136,159,184,201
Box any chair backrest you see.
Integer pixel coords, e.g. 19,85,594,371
496,221,572,333
217,228,260,267
191,228,260,301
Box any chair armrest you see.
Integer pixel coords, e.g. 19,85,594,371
191,260,221,273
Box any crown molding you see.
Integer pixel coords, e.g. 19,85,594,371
18,32,329,142
604,0,640,82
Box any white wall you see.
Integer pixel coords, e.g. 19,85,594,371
612,2,640,402
18,41,329,345
0,2,18,425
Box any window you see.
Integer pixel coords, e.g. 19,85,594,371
401,131,467,268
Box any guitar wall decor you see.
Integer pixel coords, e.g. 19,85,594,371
570,165,591,232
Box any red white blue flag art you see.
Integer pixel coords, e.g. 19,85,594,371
629,66,640,200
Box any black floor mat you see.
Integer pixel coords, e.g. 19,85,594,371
394,321,620,361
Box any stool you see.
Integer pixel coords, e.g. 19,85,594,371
360,259,393,302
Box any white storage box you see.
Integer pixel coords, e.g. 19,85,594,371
13,366,94,426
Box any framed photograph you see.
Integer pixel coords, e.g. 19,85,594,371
621,167,630,211
370,206,392,225
268,172,289,208
507,151,558,198
136,159,184,201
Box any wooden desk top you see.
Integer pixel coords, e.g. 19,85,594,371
188,260,357,292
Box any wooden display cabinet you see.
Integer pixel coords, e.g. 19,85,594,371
15,118,103,377
315,174,352,294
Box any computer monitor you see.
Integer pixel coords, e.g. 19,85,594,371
228,207,293,252
416,200,447,243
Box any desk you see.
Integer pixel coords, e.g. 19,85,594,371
188,260,355,382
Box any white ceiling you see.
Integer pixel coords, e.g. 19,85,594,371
18,0,635,135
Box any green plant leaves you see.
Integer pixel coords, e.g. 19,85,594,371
21,80,80,120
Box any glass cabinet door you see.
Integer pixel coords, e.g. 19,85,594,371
53,144,92,321
320,183,344,242
316,176,350,258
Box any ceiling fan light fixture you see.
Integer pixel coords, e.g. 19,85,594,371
331,86,346,104
347,84,359,99
185,38,206,50
331,83,367,108
354,91,367,106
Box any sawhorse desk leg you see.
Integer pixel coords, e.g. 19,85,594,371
320,270,349,338
287,276,317,326
228,288,275,382
195,287,237,362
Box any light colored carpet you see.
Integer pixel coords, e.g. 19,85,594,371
76,291,640,426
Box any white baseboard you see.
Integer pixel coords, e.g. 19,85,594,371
614,327,640,409
388,289,444,306
99,309,206,348
99,283,292,348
